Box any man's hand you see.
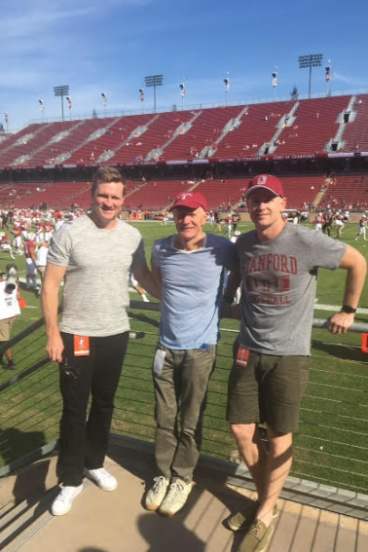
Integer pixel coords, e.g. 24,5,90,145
327,312,355,335
41,263,67,363
133,263,161,299
47,331,64,362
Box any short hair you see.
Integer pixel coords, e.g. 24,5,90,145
91,166,125,195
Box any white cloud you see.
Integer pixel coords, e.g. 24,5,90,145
333,72,368,88
0,70,43,89
1,8,92,40
1,0,151,39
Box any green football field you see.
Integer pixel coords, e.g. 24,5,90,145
0,220,367,492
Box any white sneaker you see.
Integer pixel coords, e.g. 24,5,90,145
85,467,118,491
159,478,193,517
145,476,170,511
51,484,83,516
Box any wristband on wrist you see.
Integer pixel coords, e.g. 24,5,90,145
341,305,357,314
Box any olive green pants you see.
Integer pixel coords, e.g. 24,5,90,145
153,345,216,482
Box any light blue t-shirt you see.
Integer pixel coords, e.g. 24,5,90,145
152,234,236,349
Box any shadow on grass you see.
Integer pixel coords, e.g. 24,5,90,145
0,427,45,473
312,339,368,362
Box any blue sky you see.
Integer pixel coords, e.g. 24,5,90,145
1,0,368,131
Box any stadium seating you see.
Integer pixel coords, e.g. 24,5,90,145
68,114,155,165
320,174,368,210
109,111,195,165
0,122,76,168
214,101,294,160
23,118,115,168
280,176,324,209
0,181,91,209
160,106,244,161
1,173,367,211
340,94,368,152
1,94,368,212
124,179,194,210
1,95,367,169
274,96,351,156
195,179,246,209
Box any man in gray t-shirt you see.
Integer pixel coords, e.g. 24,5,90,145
224,174,366,551
42,166,158,517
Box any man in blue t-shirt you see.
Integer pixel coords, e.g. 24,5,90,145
145,190,235,517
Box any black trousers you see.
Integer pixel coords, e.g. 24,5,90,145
58,332,129,486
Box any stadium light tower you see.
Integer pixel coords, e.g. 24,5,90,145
54,85,70,121
298,54,323,99
144,74,163,113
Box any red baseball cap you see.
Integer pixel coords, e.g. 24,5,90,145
170,191,208,211
245,174,285,198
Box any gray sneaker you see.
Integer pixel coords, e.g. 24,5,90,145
159,478,192,517
145,476,170,511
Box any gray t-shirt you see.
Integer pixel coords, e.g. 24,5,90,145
237,224,346,356
47,214,146,336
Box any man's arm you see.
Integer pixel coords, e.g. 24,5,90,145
41,263,67,362
222,267,242,319
133,261,161,300
327,244,367,334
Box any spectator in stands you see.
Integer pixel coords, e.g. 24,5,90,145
144,191,236,517
42,166,159,517
224,174,366,552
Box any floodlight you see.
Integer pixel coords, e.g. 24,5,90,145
54,85,70,120
298,54,323,98
144,74,164,112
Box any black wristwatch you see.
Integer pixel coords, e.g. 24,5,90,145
341,305,357,314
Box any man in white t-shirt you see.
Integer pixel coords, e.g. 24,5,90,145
0,268,21,369
36,241,49,277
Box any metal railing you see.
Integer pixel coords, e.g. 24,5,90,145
0,302,367,496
